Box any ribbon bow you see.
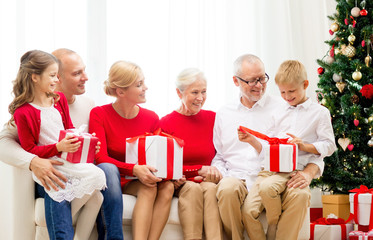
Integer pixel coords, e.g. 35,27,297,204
310,217,349,240
126,129,184,147
349,185,373,194
239,126,289,144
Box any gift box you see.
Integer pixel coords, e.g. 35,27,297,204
239,126,297,172
322,194,350,221
310,217,353,240
125,131,183,180
58,129,99,164
349,185,373,228
349,231,368,240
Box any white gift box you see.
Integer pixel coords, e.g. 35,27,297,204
312,223,353,240
263,143,298,172
125,135,183,180
350,193,373,225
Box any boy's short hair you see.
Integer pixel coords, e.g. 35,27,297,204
275,60,307,85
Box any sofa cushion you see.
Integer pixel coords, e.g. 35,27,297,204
35,195,181,227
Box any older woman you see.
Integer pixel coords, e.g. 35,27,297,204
159,68,223,240
89,61,174,240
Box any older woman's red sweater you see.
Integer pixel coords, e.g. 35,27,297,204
160,110,216,178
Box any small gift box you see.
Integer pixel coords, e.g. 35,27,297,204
310,214,353,240
349,185,373,228
239,126,297,172
125,129,183,180
58,125,98,164
349,231,368,240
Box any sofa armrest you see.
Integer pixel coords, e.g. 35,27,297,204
0,162,35,240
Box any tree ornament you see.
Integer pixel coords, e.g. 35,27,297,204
321,98,327,105
317,67,324,75
343,44,356,58
330,22,340,32
333,73,342,82
329,45,335,58
354,119,359,126
368,136,373,147
351,94,359,104
348,144,354,151
360,84,373,99
362,40,366,47
325,56,334,64
338,137,351,151
360,9,368,16
336,82,347,93
348,34,356,44
351,7,361,17
369,116,373,123
352,70,362,81
365,55,372,67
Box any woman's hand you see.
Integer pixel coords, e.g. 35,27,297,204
198,166,222,183
56,135,81,153
133,165,162,187
91,132,101,154
173,176,186,190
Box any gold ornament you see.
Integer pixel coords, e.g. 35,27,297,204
365,55,372,67
343,44,356,58
368,136,373,147
335,48,341,55
352,71,362,81
330,22,340,32
336,81,347,93
348,34,356,44
338,137,351,151
369,116,373,123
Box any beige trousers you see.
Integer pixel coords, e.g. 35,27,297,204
176,181,223,240
243,171,311,240
216,177,248,240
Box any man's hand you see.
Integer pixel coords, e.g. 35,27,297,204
133,165,162,188
29,156,67,191
198,166,222,183
286,170,312,189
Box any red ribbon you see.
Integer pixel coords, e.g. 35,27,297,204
239,126,296,172
310,217,348,240
349,185,373,230
127,129,184,179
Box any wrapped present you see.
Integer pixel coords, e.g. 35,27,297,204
349,231,368,240
310,214,353,240
349,185,373,229
125,129,183,180
322,194,350,221
58,126,99,164
239,126,297,172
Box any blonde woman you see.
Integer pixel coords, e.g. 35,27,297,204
89,60,174,240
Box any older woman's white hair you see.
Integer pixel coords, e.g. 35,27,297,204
175,68,206,92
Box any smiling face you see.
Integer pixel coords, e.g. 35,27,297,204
177,78,207,116
122,72,148,104
234,60,267,108
32,63,59,94
278,80,309,106
57,53,88,97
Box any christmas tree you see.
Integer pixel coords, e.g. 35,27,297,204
313,0,373,194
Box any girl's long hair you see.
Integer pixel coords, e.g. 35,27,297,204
8,50,59,126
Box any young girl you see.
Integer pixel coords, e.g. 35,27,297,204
8,50,106,239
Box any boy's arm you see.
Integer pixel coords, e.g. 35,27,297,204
287,133,320,154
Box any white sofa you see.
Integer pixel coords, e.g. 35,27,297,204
0,162,310,240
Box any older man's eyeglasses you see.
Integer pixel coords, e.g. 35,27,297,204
235,73,270,86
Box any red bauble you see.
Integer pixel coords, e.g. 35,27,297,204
317,67,324,75
362,40,366,47
344,18,348,25
329,29,334,35
360,84,373,99
360,9,368,16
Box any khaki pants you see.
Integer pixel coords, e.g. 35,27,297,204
243,171,311,240
216,177,248,240
176,181,223,240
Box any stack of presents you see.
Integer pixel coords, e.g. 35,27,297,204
312,185,373,240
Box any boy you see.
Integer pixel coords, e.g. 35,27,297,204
238,60,336,240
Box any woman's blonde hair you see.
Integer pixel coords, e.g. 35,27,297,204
104,60,142,97
176,68,206,92
8,50,59,126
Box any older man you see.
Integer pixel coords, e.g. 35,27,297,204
212,54,314,240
